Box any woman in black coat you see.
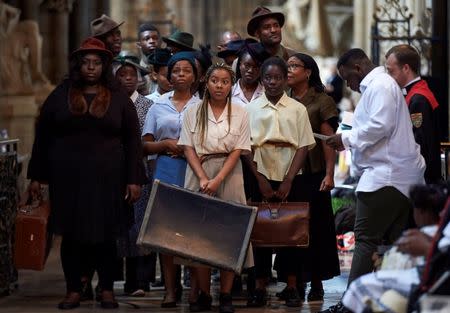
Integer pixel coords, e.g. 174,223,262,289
28,37,145,310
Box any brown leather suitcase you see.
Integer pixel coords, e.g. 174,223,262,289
248,201,310,247
14,201,52,270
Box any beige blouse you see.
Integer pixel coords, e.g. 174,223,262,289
246,92,315,181
178,102,251,156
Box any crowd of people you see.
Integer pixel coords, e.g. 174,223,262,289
26,4,447,313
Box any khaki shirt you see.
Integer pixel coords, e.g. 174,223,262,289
293,87,338,174
178,102,251,156
246,92,315,181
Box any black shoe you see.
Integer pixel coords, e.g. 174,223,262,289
58,292,81,310
151,280,164,288
247,288,267,307
307,287,324,302
284,287,301,307
219,293,234,313
80,281,94,301
189,291,212,312
161,300,177,308
319,301,351,313
100,300,119,309
277,283,306,301
99,291,118,309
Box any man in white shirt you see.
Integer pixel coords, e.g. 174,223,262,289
322,48,425,313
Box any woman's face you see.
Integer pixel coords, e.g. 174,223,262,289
287,56,310,87
207,68,232,103
262,64,286,98
239,52,260,84
170,60,195,90
116,65,138,95
80,53,103,84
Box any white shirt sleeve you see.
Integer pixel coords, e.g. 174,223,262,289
342,84,396,151
142,105,156,137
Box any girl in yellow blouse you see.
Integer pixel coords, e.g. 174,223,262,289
244,57,316,308
178,63,252,313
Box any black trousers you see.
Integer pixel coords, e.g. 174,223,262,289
124,254,156,292
60,237,117,293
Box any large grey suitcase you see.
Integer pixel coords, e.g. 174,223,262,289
137,179,257,274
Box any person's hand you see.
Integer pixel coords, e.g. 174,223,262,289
164,139,184,156
125,184,141,204
199,176,209,193
326,134,345,151
275,178,292,200
29,180,42,202
203,177,222,196
320,174,334,191
395,229,432,257
257,175,275,200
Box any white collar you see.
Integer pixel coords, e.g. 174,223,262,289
359,66,385,93
130,90,139,103
404,76,421,88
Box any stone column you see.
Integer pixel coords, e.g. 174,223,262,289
353,0,375,55
17,0,42,20
69,0,91,52
41,0,74,83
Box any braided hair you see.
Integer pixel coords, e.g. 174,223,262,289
196,63,236,147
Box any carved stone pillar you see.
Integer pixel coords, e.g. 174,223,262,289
41,0,74,83
353,0,375,56
18,0,43,20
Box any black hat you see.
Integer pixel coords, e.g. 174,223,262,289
147,48,171,67
247,6,285,36
113,51,149,76
243,42,271,66
162,30,195,51
217,38,258,59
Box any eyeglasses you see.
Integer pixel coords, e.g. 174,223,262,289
287,63,305,71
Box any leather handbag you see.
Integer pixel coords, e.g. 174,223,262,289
248,201,310,247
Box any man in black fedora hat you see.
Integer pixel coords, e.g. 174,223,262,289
90,14,124,57
162,30,196,55
247,6,296,61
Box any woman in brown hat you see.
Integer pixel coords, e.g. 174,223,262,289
27,37,145,310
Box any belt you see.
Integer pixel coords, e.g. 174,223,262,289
199,153,229,164
263,141,293,148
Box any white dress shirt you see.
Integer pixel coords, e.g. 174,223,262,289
341,66,425,197
145,89,162,103
231,80,264,107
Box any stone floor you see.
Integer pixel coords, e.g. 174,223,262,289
0,238,351,313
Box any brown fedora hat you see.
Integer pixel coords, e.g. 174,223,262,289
71,37,113,61
247,6,285,37
162,30,196,51
90,14,124,37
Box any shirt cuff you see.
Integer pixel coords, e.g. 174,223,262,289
341,130,352,150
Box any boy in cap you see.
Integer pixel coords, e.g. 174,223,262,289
90,14,124,57
137,23,162,95
146,48,173,103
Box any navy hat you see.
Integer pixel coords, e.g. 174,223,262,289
167,51,198,81
147,48,171,67
242,42,271,66
217,38,258,59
